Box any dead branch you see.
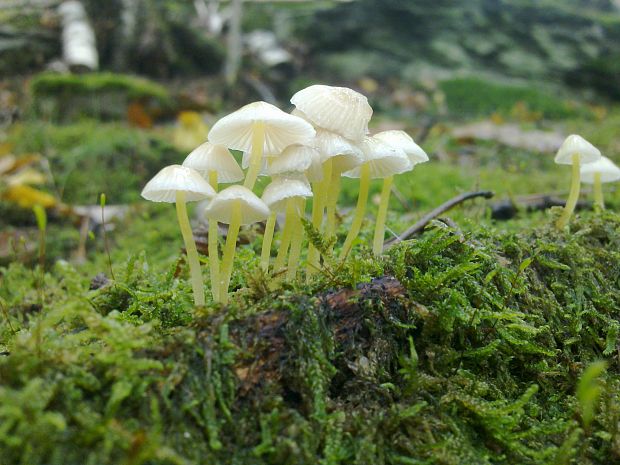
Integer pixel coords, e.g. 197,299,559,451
384,190,494,249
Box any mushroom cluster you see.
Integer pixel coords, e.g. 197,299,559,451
142,85,428,305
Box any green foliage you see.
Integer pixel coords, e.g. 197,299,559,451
2,212,620,464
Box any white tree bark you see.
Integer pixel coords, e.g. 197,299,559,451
223,0,242,86
58,0,98,70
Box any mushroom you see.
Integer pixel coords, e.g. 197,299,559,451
340,137,411,258
554,134,601,229
141,165,216,306
290,85,373,142
261,176,312,279
372,130,429,255
182,142,244,302
207,101,315,190
580,155,620,210
203,185,270,303
305,128,364,274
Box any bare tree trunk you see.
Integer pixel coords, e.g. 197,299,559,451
223,0,242,86
58,0,98,70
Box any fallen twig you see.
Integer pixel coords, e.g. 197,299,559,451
384,190,494,249
490,195,590,220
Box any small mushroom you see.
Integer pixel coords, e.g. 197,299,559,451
261,176,312,280
554,134,601,229
207,101,315,190
340,137,411,258
182,142,244,302
580,156,620,210
203,185,270,303
141,165,216,306
372,130,429,255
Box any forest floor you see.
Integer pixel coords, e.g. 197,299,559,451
1,74,620,464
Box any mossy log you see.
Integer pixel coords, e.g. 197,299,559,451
1,211,620,464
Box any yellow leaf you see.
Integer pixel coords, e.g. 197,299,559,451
2,185,57,209
6,169,46,186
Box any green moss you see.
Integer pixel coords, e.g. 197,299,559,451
1,211,620,464
31,72,171,103
439,78,592,119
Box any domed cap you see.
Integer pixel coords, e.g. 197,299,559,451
261,177,313,212
267,144,315,177
141,165,216,203
554,134,601,165
182,142,244,183
374,130,429,165
580,156,620,184
207,101,315,155
290,85,372,141
203,185,270,225
343,137,412,179
312,129,364,173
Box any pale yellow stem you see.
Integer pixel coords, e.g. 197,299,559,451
325,168,341,238
307,160,332,278
340,164,371,259
287,199,305,280
207,171,220,302
175,191,205,306
556,153,581,230
373,175,393,256
244,122,265,190
219,200,242,304
274,199,295,272
261,211,277,272
593,172,605,211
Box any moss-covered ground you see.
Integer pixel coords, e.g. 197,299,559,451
1,76,620,464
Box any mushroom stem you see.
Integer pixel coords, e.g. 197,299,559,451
325,167,341,238
207,171,220,302
220,200,242,304
307,160,332,278
593,172,605,211
373,175,393,256
244,122,265,190
340,164,371,259
287,199,305,280
274,199,295,272
175,191,205,306
556,153,581,230
261,211,277,272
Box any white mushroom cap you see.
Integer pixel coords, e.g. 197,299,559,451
182,142,244,183
580,156,620,184
373,130,429,165
261,176,313,212
203,185,270,225
554,134,601,165
141,165,216,203
343,137,412,179
267,144,315,177
290,85,372,141
312,128,364,173
207,101,315,155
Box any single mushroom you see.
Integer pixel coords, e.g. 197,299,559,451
141,165,216,306
207,101,315,190
554,134,601,229
340,137,411,258
261,176,313,279
580,155,620,210
182,142,244,302
372,130,429,255
203,185,270,303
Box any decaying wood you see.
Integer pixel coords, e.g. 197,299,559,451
384,190,494,248
230,276,407,395
490,195,591,220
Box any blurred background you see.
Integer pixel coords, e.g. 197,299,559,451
1,0,620,269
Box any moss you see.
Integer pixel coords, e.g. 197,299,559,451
1,211,620,464
439,78,593,119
